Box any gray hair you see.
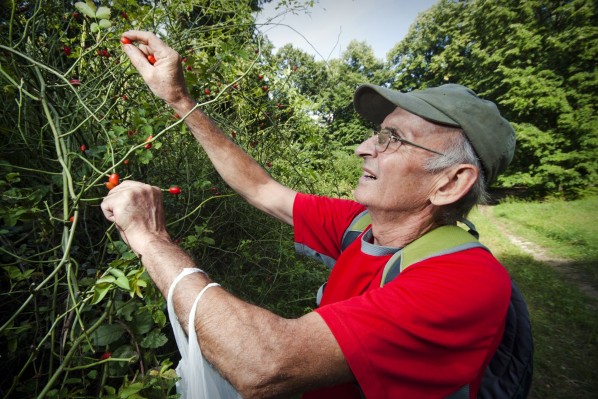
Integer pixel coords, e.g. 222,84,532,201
423,127,489,225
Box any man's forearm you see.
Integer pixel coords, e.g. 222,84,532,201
170,97,273,200
137,237,335,398
168,96,296,224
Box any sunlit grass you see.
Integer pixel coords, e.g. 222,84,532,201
469,197,598,399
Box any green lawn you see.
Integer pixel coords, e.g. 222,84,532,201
469,196,598,399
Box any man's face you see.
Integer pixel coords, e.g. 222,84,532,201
353,107,450,214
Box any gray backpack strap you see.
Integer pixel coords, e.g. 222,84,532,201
341,210,371,251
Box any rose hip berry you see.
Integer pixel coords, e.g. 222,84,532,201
145,135,153,149
120,37,132,45
108,173,120,187
147,54,156,65
168,186,182,195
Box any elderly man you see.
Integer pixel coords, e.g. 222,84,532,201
101,31,516,398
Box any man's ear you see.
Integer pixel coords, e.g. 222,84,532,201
430,164,479,206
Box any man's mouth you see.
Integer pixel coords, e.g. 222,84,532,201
363,170,377,180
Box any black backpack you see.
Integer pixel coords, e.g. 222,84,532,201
317,211,533,398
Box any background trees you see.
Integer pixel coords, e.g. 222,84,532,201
386,0,597,197
0,0,595,397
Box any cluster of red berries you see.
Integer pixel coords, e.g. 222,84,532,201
97,49,111,58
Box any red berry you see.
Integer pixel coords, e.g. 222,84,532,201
145,135,153,149
293,65,298,71
124,159,129,165
231,130,236,139
63,46,71,56
105,182,116,190
69,79,81,87
186,65,192,71
169,186,182,195
108,173,120,187
147,54,156,65
262,85,268,92
99,352,111,360
121,11,128,19
232,83,239,90
69,216,75,223
80,144,87,152
120,36,132,45
258,74,263,80
204,88,211,95
277,103,283,109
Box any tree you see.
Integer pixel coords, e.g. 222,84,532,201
387,0,597,197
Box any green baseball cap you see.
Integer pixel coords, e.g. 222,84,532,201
353,83,516,185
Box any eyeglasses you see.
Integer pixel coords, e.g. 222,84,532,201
369,127,445,156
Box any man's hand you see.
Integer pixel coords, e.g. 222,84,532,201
120,30,191,107
101,180,171,254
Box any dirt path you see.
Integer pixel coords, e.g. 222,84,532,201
479,206,598,300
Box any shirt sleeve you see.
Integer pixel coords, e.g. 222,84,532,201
293,193,365,267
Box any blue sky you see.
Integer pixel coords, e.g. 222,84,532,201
255,0,439,60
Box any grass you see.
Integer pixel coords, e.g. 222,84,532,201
469,196,598,399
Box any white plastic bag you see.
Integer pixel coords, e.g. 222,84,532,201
167,269,242,399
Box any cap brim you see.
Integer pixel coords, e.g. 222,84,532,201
354,84,460,127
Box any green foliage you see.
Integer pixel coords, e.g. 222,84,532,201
2,0,595,396
387,0,598,197
0,0,338,397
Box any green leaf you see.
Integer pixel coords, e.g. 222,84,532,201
131,310,154,335
137,149,153,165
152,309,167,328
90,22,99,33
114,275,131,291
96,275,116,284
96,6,111,20
90,323,125,346
140,329,168,349
99,19,112,29
119,382,144,398
75,1,96,18
109,268,125,278
91,283,112,305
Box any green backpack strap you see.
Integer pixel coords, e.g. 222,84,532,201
341,210,371,251
380,225,488,286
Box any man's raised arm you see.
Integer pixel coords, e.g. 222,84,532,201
120,30,296,225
